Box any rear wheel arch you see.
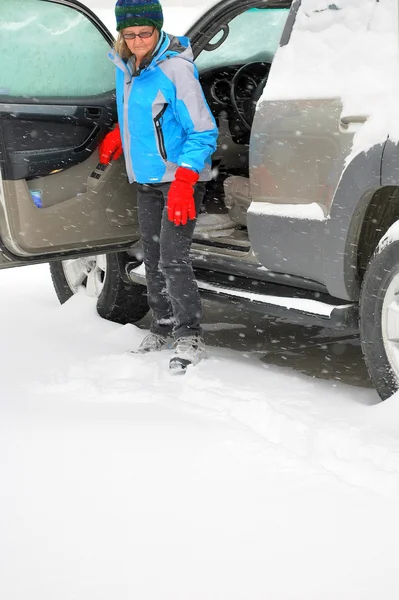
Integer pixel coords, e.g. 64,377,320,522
322,143,385,301
357,186,399,281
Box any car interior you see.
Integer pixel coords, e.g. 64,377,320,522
192,6,290,244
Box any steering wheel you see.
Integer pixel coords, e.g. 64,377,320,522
230,63,270,131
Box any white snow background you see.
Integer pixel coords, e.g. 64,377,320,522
3,3,399,599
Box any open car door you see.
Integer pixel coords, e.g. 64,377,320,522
0,0,139,269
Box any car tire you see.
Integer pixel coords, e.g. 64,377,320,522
360,234,399,400
49,252,149,325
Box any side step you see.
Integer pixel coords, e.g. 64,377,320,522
127,263,359,330
193,223,251,253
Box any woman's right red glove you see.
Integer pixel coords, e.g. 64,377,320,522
98,124,123,165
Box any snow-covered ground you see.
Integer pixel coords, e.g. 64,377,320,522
3,3,399,599
2,263,399,599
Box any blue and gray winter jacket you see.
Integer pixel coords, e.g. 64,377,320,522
110,32,218,184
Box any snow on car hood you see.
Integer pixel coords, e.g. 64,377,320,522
261,0,399,159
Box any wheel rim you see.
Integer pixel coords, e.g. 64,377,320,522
382,271,399,380
62,255,107,298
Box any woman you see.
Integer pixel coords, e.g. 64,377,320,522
99,0,218,372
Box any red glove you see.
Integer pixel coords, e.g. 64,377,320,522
167,167,199,226
98,124,123,165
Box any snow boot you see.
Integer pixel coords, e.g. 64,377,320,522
136,332,171,354
169,335,205,373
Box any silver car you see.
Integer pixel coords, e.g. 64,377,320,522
1,0,398,400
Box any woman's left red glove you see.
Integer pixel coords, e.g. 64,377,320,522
167,167,199,226
98,124,123,165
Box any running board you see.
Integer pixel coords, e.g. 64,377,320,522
127,263,359,330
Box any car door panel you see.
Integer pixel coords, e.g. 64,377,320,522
247,1,358,287
0,154,138,257
247,0,391,293
248,100,355,286
0,0,140,267
0,97,115,181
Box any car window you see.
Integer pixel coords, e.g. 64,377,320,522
195,8,290,72
0,0,114,97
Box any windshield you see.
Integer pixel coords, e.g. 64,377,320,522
195,8,290,72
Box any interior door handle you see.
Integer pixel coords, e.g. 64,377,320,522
84,107,102,120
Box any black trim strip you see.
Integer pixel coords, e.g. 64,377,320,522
193,237,250,252
280,0,301,47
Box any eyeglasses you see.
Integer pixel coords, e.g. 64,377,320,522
122,28,155,40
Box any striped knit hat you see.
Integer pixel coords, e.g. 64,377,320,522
115,0,164,32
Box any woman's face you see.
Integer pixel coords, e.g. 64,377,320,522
122,25,159,62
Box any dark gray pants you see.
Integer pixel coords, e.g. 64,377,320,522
137,181,205,339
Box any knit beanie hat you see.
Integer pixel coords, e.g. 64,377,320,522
115,0,164,32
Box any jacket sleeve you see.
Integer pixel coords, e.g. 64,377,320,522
169,59,218,174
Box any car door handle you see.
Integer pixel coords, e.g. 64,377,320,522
84,107,102,120
340,115,368,128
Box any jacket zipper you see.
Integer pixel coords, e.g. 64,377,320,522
154,104,168,161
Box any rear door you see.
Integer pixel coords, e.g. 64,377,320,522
247,0,383,286
0,0,139,267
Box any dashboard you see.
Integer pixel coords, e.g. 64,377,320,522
199,62,271,128
198,62,271,174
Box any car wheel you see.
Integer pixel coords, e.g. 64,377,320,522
49,252,149,325
360,230,399,400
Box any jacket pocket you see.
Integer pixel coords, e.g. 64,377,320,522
153,104,168,161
